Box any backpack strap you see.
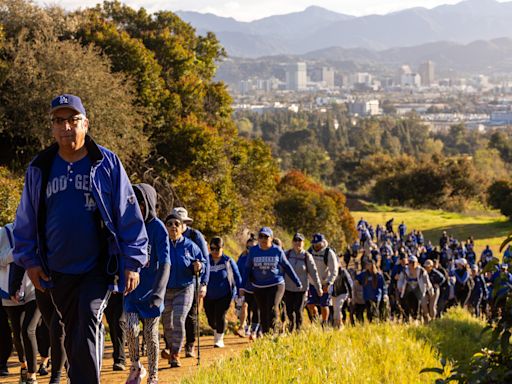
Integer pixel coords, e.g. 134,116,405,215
4,226,13,249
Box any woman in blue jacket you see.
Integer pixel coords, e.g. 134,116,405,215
243,227,302,334
205,237,242,348
124,184,170,384
356,260,384,323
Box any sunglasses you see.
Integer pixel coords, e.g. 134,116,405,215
165,220,182,228
258,234,269,239
293,238,303,242
210,246,221,252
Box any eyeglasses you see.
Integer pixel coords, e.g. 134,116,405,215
165,220,182,228
210,247,220,252
258,234,269,239
51,116,83,126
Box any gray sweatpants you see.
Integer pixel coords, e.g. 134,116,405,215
162,285,195,354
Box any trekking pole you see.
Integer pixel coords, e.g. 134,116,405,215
195,271,201,366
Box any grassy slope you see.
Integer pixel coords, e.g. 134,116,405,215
351,208,512,254
181,309,488,384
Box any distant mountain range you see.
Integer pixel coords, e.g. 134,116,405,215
177,0,512,58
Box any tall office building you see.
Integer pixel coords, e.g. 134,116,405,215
419,60,435,86
285,62,307,90
322,67,335,88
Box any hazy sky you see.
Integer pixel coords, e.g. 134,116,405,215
43,0,508,21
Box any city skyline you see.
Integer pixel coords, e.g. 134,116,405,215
38,0,508,21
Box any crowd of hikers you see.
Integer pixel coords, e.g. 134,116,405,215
2,209,512,384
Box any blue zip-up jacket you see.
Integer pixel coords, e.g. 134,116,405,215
356,271,384,302
167,236,206,289
13,136,147,289
183,226,210,286
206,254,242,300
244,244,302,289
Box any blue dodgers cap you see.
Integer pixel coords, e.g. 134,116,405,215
50,94,86,116
312,233,326,244
259,227,273,237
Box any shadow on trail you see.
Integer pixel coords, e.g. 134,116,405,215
410,310,490,364
422,221,512,244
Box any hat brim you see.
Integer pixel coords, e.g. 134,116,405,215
50,105,85,116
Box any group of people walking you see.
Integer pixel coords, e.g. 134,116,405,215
0,94,511,384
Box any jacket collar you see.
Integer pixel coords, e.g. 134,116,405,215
31,135,103,169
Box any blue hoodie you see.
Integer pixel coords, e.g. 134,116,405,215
356,271,384,302
13,136,147,290
125,184,170,318
206,254,242,300
244,244,302,289
167,236,206,289
237,253,254,293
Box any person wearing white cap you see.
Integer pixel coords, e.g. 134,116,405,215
161,207,209,359
398,255,433,322
453,258,473,308
423,259,446,320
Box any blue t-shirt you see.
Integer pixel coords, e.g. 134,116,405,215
45,155,101,274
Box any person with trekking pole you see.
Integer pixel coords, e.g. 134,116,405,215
162,211,206,368
195,270,200,365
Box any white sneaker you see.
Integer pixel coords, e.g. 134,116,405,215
125,361,147,384
214,332,225,348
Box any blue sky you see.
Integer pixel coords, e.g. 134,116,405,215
43,0,507,21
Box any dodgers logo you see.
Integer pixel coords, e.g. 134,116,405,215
59,95,68,105
84,192,97,212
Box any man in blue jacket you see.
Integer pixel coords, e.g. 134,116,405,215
13,94,148,384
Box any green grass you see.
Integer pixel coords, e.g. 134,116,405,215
181,309,489,384
352,208,512,254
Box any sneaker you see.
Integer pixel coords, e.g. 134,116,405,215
49,374,61,384
125,362,147,384
19,368,28,384
113,363,126,371
169,353,181,368
38,363,49,376
214,332,225,348
184,343,195,358
26,379,38,384
147,376,158,384
236,328,246,338
160,349,171,360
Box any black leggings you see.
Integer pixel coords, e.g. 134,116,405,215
254,284,285,334
0,303,12,369
5,300,40,373
244,292,260,331
283,290,306,331
35,289,66,380
204,295,232,334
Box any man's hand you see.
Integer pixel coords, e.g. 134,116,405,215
27,266,50,292
322,284,329,294
192,260,202,275
199,285,207,299
124,270,140,296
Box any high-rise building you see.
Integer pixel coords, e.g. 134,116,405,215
401,73,421,87
419,60,435,86
285,62,307,91
321,67,335,88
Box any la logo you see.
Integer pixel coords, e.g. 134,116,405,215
59,95,68,105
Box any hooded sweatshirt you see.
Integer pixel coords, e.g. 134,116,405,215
308,241,338,287
124,184,170,318
284,249,322,294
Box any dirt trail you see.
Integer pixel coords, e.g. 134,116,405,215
0,334,249,384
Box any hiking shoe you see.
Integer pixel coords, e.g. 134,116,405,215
184,343,195,358
147,376,158,384
49,375,61,384
236,328,246,338
125,362,147,384
19,368,28,384
160,349,171,360
169,353,181,368
38,363,49,376
113,363,126,371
